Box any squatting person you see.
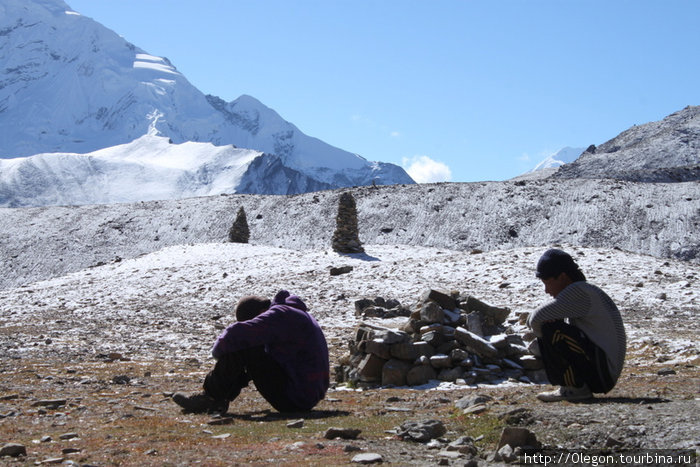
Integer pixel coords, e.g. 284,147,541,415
173,290,330,414
527,248,626,402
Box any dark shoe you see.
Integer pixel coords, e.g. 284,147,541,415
172,392,228,414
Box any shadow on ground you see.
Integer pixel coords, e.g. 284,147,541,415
222,408,352,422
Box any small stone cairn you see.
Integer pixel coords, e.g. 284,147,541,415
228,206,250,243
336,289,545,387
332,192,364,254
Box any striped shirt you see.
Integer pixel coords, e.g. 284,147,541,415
527,281,627,382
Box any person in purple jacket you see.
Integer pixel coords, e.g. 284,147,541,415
173,290,330,414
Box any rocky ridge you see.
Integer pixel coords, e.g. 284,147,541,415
1,178,698,290
554,105,700,182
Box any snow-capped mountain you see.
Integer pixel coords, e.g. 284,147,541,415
0,135,269,207
531,147,584,172
0,0,413,203
509,147,584,181
554,106,700,182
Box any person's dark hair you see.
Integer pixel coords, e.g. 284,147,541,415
235,296,271,321
536,248,587,282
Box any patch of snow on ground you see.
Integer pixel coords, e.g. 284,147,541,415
0,242,696,388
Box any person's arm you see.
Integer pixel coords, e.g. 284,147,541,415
527,284,591,336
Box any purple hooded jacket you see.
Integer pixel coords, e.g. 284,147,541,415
211,290,329,410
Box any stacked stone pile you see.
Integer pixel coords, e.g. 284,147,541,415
331,192,364,254
227,207,250,243
336,289,546,387
354,296,411,319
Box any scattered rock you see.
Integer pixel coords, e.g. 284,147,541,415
396,419,446,442
496,427,541,450
657,368,677,376
447,436,478,455
104,352,125,362
605,436,625,448
59,432,80,440
499,407,535,425
351,452,383,464
287,419,304,429
324,427,362,440
455,394,493,410
0,443,26,457
330,266,353,276
112,375,131,385
462,403,488,415
495,443,517,463
32,399,66,409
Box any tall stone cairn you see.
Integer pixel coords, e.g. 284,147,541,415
332,192,364,254
228,206,250,243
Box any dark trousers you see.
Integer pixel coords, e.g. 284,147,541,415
203,346,303,413
538,321,615,393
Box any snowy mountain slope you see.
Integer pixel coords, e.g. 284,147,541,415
0,135,347,207
511,147,585,181
554,106,700,182
0,0,413,193
1,179,698,290
0,136,263,206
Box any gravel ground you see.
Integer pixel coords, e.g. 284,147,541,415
0,244,697,465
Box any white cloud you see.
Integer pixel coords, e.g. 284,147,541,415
390,131,401,138
402,155,452,183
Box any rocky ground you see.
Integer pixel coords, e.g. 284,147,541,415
0,244,698,465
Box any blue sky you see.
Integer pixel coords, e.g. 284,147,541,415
67,0,700,182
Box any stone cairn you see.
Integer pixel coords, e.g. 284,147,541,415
227,206,250,243
331,192,364,254
335,289,545,387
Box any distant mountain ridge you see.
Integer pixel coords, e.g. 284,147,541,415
1,179,698,290
554,106,700,182
0,0,413,202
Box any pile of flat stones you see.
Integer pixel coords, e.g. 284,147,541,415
354,296,412,319
336,289,546,387
331,192,365,254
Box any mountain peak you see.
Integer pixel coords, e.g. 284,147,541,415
0,0,413,203
554,105,700,182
